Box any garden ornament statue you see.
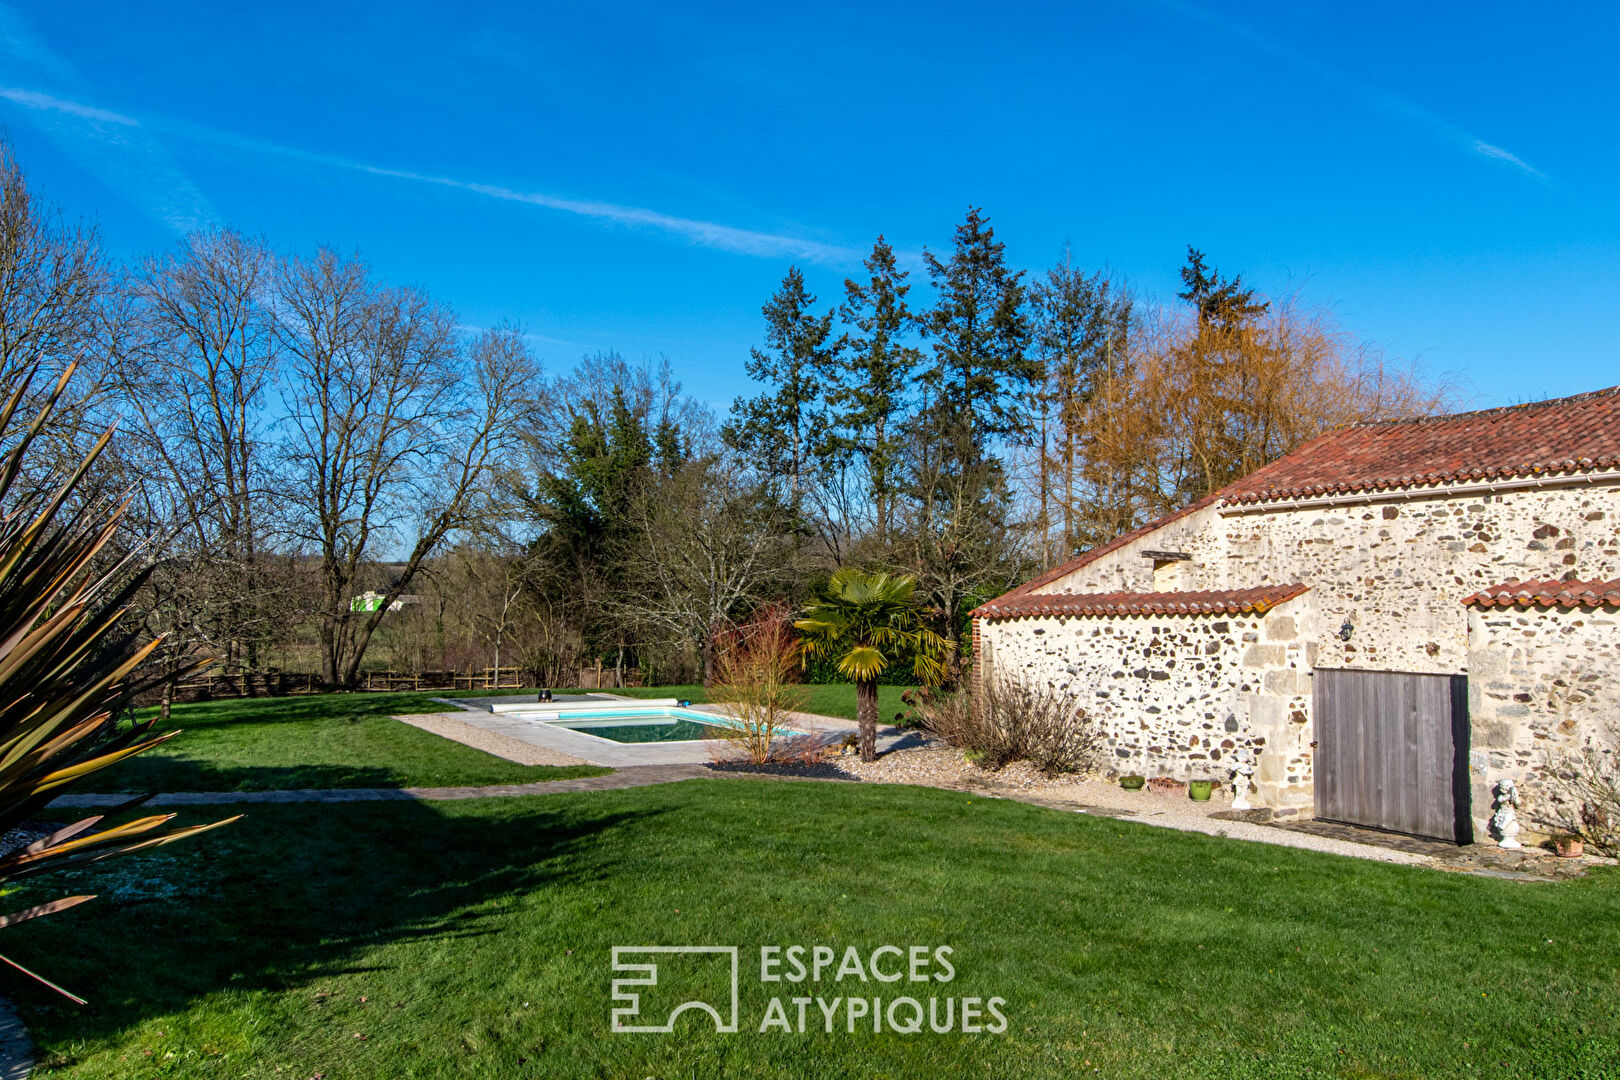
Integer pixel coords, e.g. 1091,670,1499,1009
1492,778,1522,849
1229,754,1255,811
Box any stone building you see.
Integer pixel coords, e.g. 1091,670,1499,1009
973,386,1620,841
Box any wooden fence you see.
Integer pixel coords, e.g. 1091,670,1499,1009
144,663,642,703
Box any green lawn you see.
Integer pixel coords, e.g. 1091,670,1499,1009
12,780,1618,1078
575,683,915,724
102,694,608,792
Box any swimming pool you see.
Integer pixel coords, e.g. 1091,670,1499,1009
503,705,796,744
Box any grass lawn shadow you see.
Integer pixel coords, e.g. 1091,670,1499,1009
6,780,1620,1079
9,795,662,1062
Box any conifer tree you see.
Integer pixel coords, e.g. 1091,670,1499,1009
1029,250,1132,563
831,236,919,545
918,208,1035,469
1177,246,1267,328
897,208,1034,638
725,266,836,500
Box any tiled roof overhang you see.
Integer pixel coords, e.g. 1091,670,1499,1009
977,385,1620,617
974,583,1308,620
1463,578,1620,610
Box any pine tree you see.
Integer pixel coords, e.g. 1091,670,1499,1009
900,208,1034,638
725,266,836,500
1029,250,1132,563
1172,247,1272,506
919,208,1035,469
1177,246,1267,329
831,236,919,545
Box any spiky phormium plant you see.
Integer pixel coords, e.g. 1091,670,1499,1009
0,367,235,1003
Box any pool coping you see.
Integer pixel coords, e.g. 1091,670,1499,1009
425,695,910,767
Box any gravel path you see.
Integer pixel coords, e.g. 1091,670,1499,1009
396,712,593,766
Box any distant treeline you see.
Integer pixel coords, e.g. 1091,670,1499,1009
0,141,1444,690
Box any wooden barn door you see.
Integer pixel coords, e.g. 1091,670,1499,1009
1313,669,1471,842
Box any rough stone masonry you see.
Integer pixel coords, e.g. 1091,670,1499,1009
975,388,1620,839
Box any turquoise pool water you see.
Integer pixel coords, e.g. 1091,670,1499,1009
538,706,783,744
574,718,717,743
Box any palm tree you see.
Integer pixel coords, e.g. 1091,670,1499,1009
796,569,953,762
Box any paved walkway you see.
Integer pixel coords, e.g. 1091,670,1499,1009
1254,813,1592,880
0,997,30,1080
48,706,1603,880
396,712,593,766
50,765,714,808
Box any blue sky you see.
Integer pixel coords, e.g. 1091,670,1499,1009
1,1,1614,412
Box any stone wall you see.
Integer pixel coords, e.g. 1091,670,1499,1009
979,592,1317,810
1005,476,1620,819
1467,602,1620,839
1039,480,1620,677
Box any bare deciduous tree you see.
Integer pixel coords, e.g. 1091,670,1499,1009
615,447,795,684
1076,294,1450,537
0,142,112,466
277,248,541,687
119,229,282,674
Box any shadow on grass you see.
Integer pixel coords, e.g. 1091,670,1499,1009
85,757,413,794
131,693,455,732
7,795,659,1051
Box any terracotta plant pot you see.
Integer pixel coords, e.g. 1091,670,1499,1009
1188,780,1213,801
1554,836,1584,859
1119,775,1146,791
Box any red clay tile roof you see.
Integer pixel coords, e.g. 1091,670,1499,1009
1463,578,1620,609
1221,385,1620,506
976,385,1620,617
975,584,1308,620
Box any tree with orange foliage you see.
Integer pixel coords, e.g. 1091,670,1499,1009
1060,248,1448,541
